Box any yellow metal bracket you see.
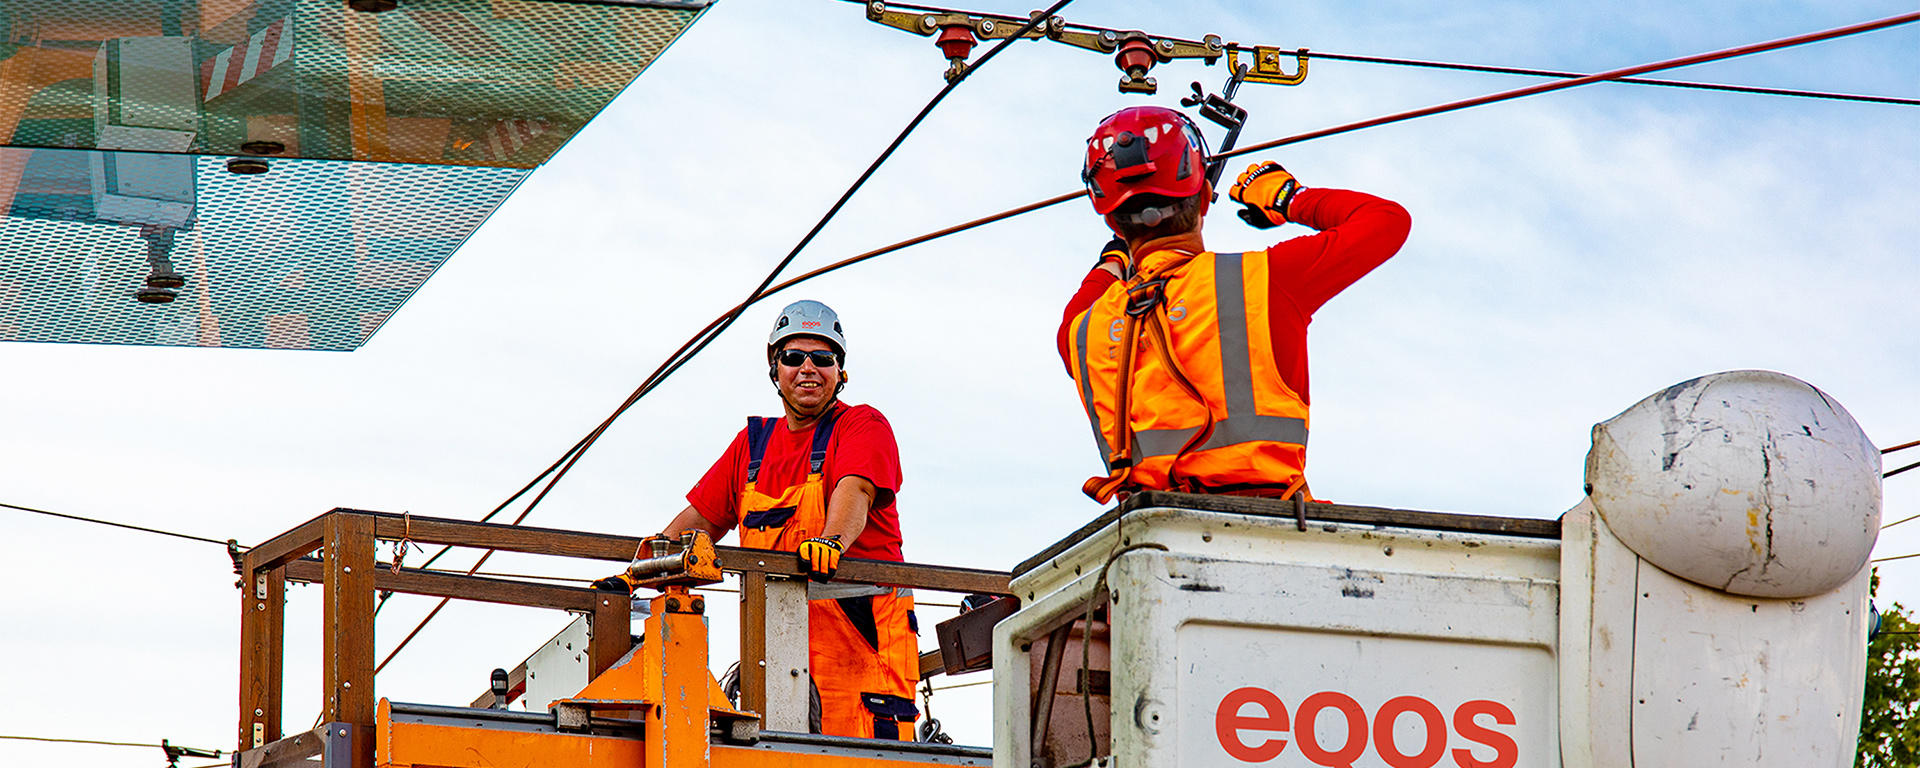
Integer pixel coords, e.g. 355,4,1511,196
1227,45,1309,86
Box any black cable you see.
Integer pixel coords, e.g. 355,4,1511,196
1889,460,1920,479
375,0,1075,668
1295,49,1920,107
497,0,1077,520
0,501,237,548
375,432,589,615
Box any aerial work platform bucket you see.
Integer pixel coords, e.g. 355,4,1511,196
993,370,1877,768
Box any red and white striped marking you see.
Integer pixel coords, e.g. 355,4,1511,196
202,18,295,101
480,118,550,163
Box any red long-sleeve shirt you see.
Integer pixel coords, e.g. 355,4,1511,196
1056,187,1411,405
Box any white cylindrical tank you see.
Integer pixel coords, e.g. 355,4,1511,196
1585,369,1881,598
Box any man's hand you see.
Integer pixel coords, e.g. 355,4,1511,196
591,573,637,593
1229,161,1301,229
796,536,845,583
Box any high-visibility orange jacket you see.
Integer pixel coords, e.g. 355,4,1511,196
1060,188,1410,501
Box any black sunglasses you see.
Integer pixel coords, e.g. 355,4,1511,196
777,349,840,368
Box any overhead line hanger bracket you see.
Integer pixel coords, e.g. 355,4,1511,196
862,1,1305,94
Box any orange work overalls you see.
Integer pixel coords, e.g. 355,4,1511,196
737,407,920,740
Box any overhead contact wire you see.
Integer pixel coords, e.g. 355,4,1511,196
373,0,1076,674
1294,49,1920,107
1216,11,1920,161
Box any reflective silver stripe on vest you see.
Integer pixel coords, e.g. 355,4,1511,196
1130,252,1308,459
1134,414,1309,457
1073,310,1114,463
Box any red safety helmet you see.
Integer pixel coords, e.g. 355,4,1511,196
1081,106,1210,216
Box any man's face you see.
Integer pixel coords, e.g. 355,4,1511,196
774,336,840,413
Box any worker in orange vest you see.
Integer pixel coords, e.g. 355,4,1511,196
1059,106,1411,503
598,300,919,740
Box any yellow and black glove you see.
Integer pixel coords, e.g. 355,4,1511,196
1229,161,1301,229
796,536,845,583
591,573,638,593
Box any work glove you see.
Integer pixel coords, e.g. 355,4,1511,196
1229,161,1301,229
795,536,845,583
591,573,638,593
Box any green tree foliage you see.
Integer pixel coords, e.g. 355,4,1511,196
1860,571,1920,767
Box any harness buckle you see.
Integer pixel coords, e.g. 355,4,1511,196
1125,278,1169,317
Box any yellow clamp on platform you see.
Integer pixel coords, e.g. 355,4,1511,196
628,530,725,590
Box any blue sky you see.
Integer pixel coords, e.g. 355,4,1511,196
1,0,1915,762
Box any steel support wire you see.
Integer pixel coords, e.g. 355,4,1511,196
1216,10,1920,161
374,0,1076,675
0,501,237,548
1295,49,1920,107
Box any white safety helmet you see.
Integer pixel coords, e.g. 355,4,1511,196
767,300,846,362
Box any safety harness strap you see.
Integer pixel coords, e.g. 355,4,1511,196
745,416,776,483
747,407,844,482
808,405,842,474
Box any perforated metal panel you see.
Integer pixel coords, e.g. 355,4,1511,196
0,0,709,349
0,149,526,349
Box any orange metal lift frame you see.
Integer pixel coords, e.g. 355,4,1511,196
235,508,1010,768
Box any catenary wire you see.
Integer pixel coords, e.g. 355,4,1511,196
0,734,159,748
1216,11,1920,162
1293,49,1920,107
0,501,239,548
1889,460,1920,479
376,8,1919,674
0,734,222,755
373,0,1076,674
1885,439,1920,454
1884,512,1920,530
847,0,1920,107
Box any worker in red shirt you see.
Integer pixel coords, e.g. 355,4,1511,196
1060,105,1411,503
607,300,918,740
